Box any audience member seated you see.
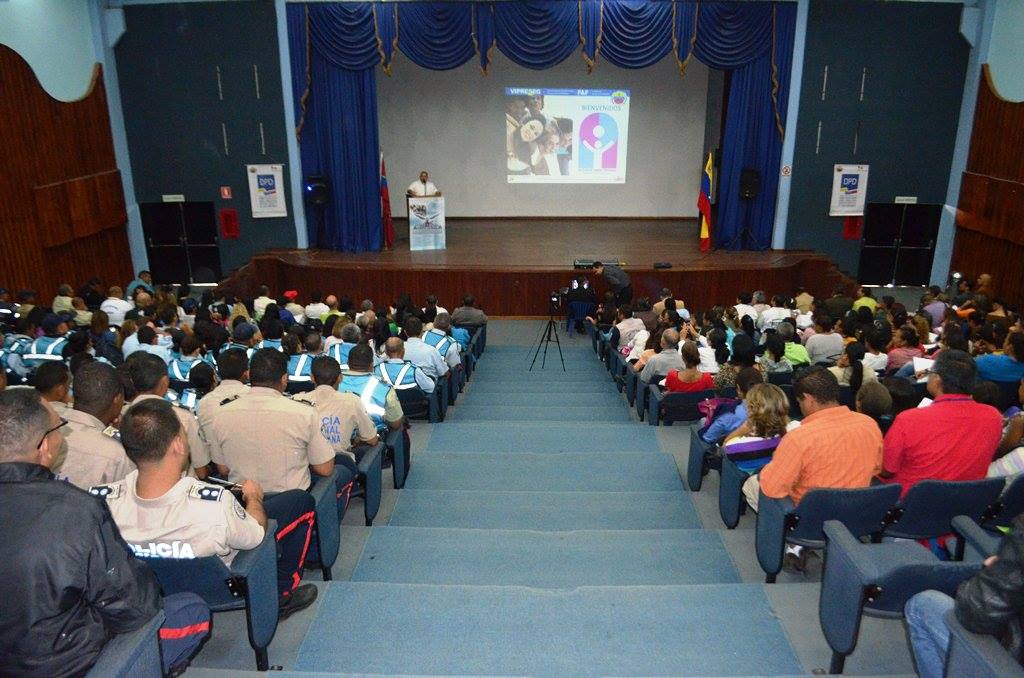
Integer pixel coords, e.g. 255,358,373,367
794,287,814,314
714,334,762,391
203,348,331,612
451,294,488,327
327,322,363,367
293,356,379,494
886,326,925,374
638,329,683,383
376,337,436,393
879,349,1002,496
851,286,878,314
32,361,71,408
725,383,795,510
126,353,209,478
665,341,714,394
758,295,792,331
304,290,329,322
196,348,250,440
253,285,274,319
976,331,1024,383
168,334,209,381
0,389,209,676
699,367,764,444
759,334,792,373
904,513,1024,678
423,312,462,372
21,314,69,371
403,317,449,383
745,367,882,506
855,381,893,431
828,342,877,392
340,344,405,433
823,286,854,319
691,324,725,374
59,361,132,489
180,361,217,412
804,314,843,365
777,322,810,367
733,292,756,322
609,304,644,349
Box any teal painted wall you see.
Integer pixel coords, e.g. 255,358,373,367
0,0,96,101
988,0,1024,102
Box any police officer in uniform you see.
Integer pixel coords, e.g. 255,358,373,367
423,312,463,372
286,333,322,385
59,361,133,489
339,344,405,433
20,313,69,371
168,334,212,383
92,399,315,620
326,322,362,368
0,389,210,675
197,348,250,443
125,352,210,478
222,321,259,357
204,349,333,606
293,356,380,512
375,337,436,393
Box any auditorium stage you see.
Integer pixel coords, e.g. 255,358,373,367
219,219,849,316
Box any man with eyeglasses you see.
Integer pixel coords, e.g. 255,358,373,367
0,388,212,676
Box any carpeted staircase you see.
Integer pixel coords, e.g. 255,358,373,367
191,321,917,677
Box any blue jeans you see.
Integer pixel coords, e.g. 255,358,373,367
905,590,955,678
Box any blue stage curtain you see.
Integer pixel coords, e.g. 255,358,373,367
676,2,795,250
493,1,580,70
591,0,674,69
288,1,796,253
290,3,382,252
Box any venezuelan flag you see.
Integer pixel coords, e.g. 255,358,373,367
698,152,713,252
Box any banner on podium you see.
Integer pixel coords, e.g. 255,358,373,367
408,196,446,251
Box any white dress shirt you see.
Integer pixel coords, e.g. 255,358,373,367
407,180,439,197
100,297,134,326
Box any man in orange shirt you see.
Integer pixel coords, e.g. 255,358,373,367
744,367,883,510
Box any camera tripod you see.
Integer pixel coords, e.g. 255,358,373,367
529,312,565,371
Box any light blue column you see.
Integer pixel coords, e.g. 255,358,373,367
771,0,809,250
88,0,148,272
929,0,996,286
276,0,308,249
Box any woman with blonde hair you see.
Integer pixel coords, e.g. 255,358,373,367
724,383,798,513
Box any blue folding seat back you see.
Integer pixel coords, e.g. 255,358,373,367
718,440,779,529
951,515,1002,562
648,387,713,426
286,380,316,395
686,426,713,492
396,385,442,423
144,520,279,670
882,478,1005,540
944,609,1024,678
717,386,737,399
307,471,341,577
169,379,190,396
756,484,901,583
838,385,854,408
982,473,1024,528
85,610,164,678
779,383,803,420
356,442,384,526
387,427,410,489
819,520,981,674
767,371,792,386
624,369,638,407
995,379,1022,412
635,374,666,421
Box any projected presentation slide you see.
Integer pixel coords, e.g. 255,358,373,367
505,87,630,184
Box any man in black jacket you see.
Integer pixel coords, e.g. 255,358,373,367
0,389,209,675
905,513,1024,677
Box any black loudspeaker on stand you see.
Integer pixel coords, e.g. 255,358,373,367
304,175,330,247
738,166,761,250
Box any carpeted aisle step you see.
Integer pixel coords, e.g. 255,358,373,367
406,451,682,492
293,582,804,676
467,380,614,393
424,421,658,454
352,526,739,586
389,489,699,530
463,391,625,407
452,404,631,422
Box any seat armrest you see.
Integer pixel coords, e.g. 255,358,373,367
952,515,1001,561
944,609,1024,678
755,492,798,579
87,611,165,678
310,470,341,569
229,520,279,654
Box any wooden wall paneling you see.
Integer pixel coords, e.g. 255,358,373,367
953,65,1024,305
0,45,132,302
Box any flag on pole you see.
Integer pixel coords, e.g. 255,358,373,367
697,152,713,252
380,153,394,249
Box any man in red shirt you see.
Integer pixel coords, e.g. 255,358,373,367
881,349,1002,496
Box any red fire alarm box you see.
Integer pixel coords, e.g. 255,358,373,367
220,186,233,200
219,208,240,239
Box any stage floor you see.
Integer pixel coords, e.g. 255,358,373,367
287,219,823,272
223,219,848,315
